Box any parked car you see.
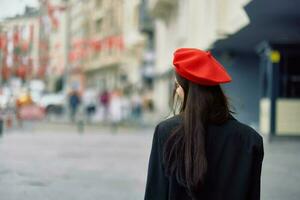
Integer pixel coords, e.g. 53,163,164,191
39,93,66,115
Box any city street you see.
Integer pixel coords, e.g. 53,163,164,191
0,124,299,200
1,0,300,199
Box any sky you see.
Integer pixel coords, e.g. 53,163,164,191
0,0,39,20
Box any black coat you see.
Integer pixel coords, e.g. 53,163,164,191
144,114,264,200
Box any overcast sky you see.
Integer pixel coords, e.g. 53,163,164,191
0,0,39,20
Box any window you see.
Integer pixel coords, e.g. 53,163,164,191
95,18,103,32
280,52,300,98
95,0,102,8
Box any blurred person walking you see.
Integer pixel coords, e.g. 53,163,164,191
99,90,110,122
145,48,264,200
0,108,3,136
82,88,97,123
69,91,81,122
109,89,122,132
15,90,33,127
131,92,143,123
120,92,131,122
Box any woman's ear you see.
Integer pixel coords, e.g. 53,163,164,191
176,84,184,100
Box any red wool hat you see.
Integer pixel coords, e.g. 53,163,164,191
173,48,232,85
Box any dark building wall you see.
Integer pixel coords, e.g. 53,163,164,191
216,53,261,129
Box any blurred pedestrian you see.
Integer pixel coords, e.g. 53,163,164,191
0,107,3,136
145,48,264,200
15,90,33,127
109,89,122,132
120,93,131,122
69,91,81,122
131,92,142,122
82,88,97,123
99,90,110,122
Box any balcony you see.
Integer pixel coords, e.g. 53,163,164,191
84,53,123,72
148,0,178,21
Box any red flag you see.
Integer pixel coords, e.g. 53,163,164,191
47,2,55,16
47,2,60,30
117,36,124,50
38,66,47,78
68,51,78,62
107,37,114,49
91,39,102,51
1,66,11,80
13,29,20,45
17,65,26,79
21,42,30,51
29,24,34,42
0,34,7,49
52,16,59,29
27,57,33,76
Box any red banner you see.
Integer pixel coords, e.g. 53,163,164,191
1,66,11,80
0,34,7,50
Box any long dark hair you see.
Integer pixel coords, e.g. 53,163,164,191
163,73,232,198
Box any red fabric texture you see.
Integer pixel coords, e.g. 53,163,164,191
173,48,232,85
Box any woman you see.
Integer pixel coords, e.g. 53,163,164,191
144,48,264,200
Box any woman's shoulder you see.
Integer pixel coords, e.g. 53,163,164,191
209,115,264,152
155,114,263,150
157,115,182,129
154,115,182,143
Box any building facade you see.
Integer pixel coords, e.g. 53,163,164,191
40,0,68,92
77,0,146,93
213,0,300,136
147,0,252,118
0,7,40,86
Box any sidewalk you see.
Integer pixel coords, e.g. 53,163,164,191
262,139,300,200
32,120,156,134
3,111,160,135
1,121,299,200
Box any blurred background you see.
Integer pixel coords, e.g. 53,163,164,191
0,0,299,199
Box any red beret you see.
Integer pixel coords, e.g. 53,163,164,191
173,48,232,85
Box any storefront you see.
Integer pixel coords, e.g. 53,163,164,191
258,43,300,136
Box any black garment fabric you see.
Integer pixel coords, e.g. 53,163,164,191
144,114,264,200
